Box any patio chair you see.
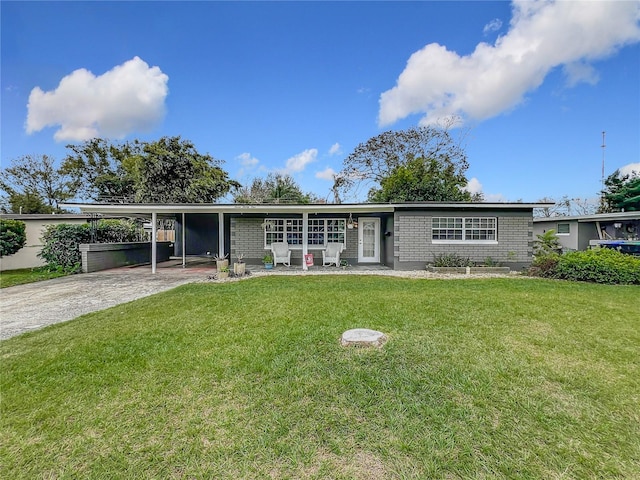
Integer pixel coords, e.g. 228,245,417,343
322,242,343,267
270,242,291,267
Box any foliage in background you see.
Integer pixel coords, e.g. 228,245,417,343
38,220,143,272
368,156,479,202
0,219,27,257
61,138,139,202
132,136,241,203
528,248,640,285
599,170,640,213
535,195,597,217
234,173,318,204
332,123,475,203
0,154,73,213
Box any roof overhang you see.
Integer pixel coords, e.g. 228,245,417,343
533,211,640,223
61,202,553,216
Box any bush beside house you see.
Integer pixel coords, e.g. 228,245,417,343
529,248,640,285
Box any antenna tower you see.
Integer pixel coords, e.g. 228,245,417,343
601,131,606,194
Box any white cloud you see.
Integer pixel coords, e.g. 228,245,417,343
26,56,169,141
483,18,503,35
619,162,640,177
237,152,259,168
235,152,261,177
379,1,640,127
328,143,342,156
464,177,484,195
463,177,506,202
281,148,318,174
316,167,337,181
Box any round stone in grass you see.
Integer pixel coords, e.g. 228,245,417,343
340,328,387,348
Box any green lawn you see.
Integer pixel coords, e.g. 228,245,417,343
1,276,638,479
0,267,68,288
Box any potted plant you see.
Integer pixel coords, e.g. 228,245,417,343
214,253,228,271
262,254,273,270
234,253,246,275
218,264,230,279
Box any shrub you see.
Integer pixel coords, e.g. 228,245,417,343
0,219,27,257
432,253,474,267
554,248,640,285
528,253,560,278
39,224,90,272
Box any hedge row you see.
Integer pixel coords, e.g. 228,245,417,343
528,248,640,285
39,220,144,273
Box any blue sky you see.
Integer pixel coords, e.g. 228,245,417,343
2,1,639,204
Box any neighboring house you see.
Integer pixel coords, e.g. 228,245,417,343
533,212,640,252
64,202,550,272
0,214,94,271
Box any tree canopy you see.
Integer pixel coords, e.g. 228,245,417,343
233,173,318,204
333,125,476,203
599,170,640,212
0,155,73,213
61,136,240,203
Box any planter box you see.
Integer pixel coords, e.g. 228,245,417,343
427,266,510,274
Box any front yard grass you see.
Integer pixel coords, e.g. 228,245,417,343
0,267,68,288
1,276,638,479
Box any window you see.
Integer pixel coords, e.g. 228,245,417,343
556,223,570,234
264,219,346,248
432,217,497,243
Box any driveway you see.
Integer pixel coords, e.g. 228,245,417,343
0,268,206,340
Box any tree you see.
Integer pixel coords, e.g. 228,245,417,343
535,196,597,218
133,136,240,203
233,173,318,204
61,138,139,202
0,155,73,213
599,170,640,213
368,156,477,202
333,124,472,202
0,219,27,257
62,136,240,203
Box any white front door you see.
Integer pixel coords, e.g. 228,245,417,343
358,217,380,263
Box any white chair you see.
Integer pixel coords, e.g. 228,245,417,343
322,242,343,267
270,242,291,267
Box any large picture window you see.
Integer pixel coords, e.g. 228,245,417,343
432,217,497,242
264,219,346,248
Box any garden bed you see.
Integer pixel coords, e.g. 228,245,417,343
427,266,511,274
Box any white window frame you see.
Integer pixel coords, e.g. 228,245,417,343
556,223,570,235
431,217,498,244
264,218,346,249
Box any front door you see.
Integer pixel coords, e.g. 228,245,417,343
358,217,380,263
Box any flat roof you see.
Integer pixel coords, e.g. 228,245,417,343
61,201,553,216
533,211,639,223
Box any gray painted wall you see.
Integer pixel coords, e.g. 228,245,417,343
393,210,533,270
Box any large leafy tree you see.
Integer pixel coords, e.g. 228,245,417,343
368,156,478,202
61,138,140,202
0,219,27,257
233,173,318,204
62,136,240,203
133,136,240,203
0,155,73,213
599,170,640,212
333,125,474,203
